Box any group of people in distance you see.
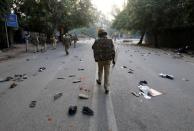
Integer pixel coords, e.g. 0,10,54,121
24,32,78,53
62,33,78,55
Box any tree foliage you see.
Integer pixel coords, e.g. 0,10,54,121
11,0,96,34
112,0,194,44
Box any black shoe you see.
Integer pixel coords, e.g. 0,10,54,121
82,106,94,116
68,106,77,116
96,80,101,85
105,90,109,94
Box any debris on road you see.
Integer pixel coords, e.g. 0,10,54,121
149,88,163,97
138,84,163,99
22,74,28,79
13,74,29,82
0,76,13,82
159,73,174,80
128,71,133,74
69,75,76,77
73,80,81,83
47,117,53,123
78,68,85,71
5,76,14,81
38,67,46,72
29,101,37,108
80,59,84,62
82,106,94,116
79,93,89,99
54,93,63,101
26,58,30,61
121,66,127,69
57,77,66,79
132,81,163,99
68,106,77,116
138,85,151,99
128,68,134,74
131,91,140,97
9,82,17,89
139,80,148,85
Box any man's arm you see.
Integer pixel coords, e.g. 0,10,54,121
111,40,116,64
92,40,97,50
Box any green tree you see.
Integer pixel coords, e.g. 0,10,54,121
12,0,95,34
112,0,194,46
0,0,12,48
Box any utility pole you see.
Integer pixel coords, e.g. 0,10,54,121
5,17,10,48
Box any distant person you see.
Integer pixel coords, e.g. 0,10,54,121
30,32,39,53
24,31,30,52
62,34,71,55
72,33,78,48
51,35,57,49
92,29,115,94
39,33,47,52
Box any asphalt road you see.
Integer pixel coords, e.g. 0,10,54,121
0,39,194,131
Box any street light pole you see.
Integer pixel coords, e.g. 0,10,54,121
5,18,10,48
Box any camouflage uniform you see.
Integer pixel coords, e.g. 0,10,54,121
30,32,39,52
50,35,57,49
39,33,47,52
62,34,71,55
72,34,78,48
92,29,115,93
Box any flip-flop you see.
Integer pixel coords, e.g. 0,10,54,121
82,106,94,116
68,106,77,116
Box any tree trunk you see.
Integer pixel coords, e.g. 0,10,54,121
138,31,145,45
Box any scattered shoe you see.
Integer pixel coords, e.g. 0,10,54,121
54,93,63,101
79,93,89,99
82,106,94,116
29,101,37,108
9,83,17,89
69,75,76,77
73,80,81,83
68,106,77,116
159,73,174,80
78,68,85,71
139,80,148,85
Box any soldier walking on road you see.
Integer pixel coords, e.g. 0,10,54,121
72,33,78,48
92,29,115,94
24,31,30,52
51,35,57,49
39,33,47,52
62,33,71,55
30,32,39,53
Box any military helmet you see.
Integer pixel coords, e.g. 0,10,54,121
98,29,107,37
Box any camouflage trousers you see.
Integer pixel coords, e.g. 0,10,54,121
39,43,47,52
52,41,57,49
63,43,70,55
97,60,111,90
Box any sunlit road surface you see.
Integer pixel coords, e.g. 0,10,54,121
0,39,194,131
